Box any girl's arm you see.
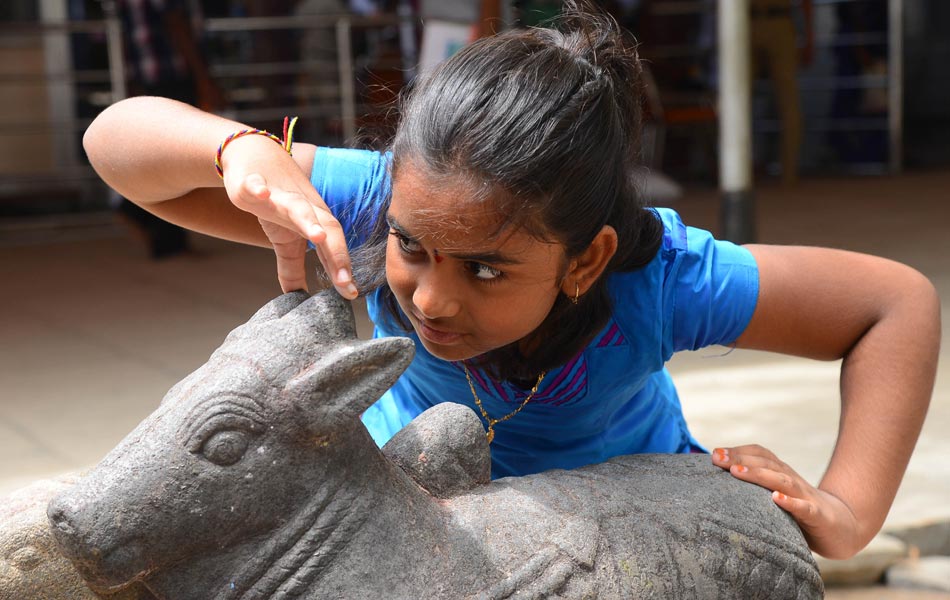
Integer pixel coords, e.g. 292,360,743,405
83,96,356,297
716,245,940,559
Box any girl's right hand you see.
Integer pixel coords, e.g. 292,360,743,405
219,138,358,299
83,97,356,296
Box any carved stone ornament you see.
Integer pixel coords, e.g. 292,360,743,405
1,291,822,599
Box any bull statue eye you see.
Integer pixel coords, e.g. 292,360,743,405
200,430,250,466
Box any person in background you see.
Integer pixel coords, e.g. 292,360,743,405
113,0,225,258
829,0,888,167
750,0,814,186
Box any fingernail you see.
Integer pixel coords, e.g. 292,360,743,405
774,491,787,501
714,449,729,462
336,268,351,284
344,283,358,298
733,465,748,474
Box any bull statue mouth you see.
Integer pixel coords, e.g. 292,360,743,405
51,531,152,594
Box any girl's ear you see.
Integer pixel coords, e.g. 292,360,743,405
562,225,618,298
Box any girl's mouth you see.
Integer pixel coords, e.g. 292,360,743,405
413,316,463,345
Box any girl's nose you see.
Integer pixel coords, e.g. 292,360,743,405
412,270,462,320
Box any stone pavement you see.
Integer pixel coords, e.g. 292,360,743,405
1,172,948,596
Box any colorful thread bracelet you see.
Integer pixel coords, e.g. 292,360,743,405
214,116,299,178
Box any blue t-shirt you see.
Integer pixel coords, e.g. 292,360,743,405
310,147,760,478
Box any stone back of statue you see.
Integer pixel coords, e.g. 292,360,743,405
386,403,823,599
31,291,821,599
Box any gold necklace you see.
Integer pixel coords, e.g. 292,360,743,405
462,364,546,444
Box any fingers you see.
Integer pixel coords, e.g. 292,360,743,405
711,444,783,471
730,461,804,498
711,444,806,498
239,174,324,243
771,490,820,525
310,217,357,299
272,239,310,294
235,174,358,299
712,445,863,559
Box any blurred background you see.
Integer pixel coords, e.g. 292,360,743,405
0,1,948,596
1,0,948,221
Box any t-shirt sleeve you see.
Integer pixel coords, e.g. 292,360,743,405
658,209,760,353
308,146,391,247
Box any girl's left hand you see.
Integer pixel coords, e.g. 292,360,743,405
712,445,862,559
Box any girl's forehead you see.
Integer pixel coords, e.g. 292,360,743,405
389,168,564,260
390,166,510,240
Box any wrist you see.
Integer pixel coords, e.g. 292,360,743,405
215,130,282,177
215,118,298,179
815,484,876,557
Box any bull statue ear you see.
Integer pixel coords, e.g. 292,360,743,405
246,290,311,324
281,337,414,424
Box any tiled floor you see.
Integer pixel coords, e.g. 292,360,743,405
1,172,948,597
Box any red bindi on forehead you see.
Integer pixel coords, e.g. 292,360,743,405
433,249,444,263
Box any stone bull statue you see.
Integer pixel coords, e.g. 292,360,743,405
21,291,821,599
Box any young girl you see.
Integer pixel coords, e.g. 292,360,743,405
83,7,939,561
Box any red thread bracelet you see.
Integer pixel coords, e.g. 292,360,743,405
214,116,299,178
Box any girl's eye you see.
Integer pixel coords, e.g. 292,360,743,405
467,262,504,282
390,230,423,254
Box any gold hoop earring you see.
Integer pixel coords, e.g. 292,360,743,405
571,282,580,305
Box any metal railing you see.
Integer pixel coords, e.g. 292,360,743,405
0,10,414,204
638,0,903,175
0,0,905,235
202,12,416,142
0,18,122,194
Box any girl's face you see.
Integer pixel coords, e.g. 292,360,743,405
385,165,571,362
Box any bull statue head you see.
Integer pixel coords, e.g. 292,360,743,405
47,291,414,598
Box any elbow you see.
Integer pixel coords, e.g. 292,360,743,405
919,272,942,353
845,263,941,363
903,266,941,326
82,97,147,161
82,112,104,166
82,98,150,193
922,274,941,325
891,265,942,357
82,107,106,165
82,100,130,172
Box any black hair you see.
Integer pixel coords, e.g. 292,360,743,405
350,1,663,382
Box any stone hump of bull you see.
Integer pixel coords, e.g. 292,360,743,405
33,290,822,600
